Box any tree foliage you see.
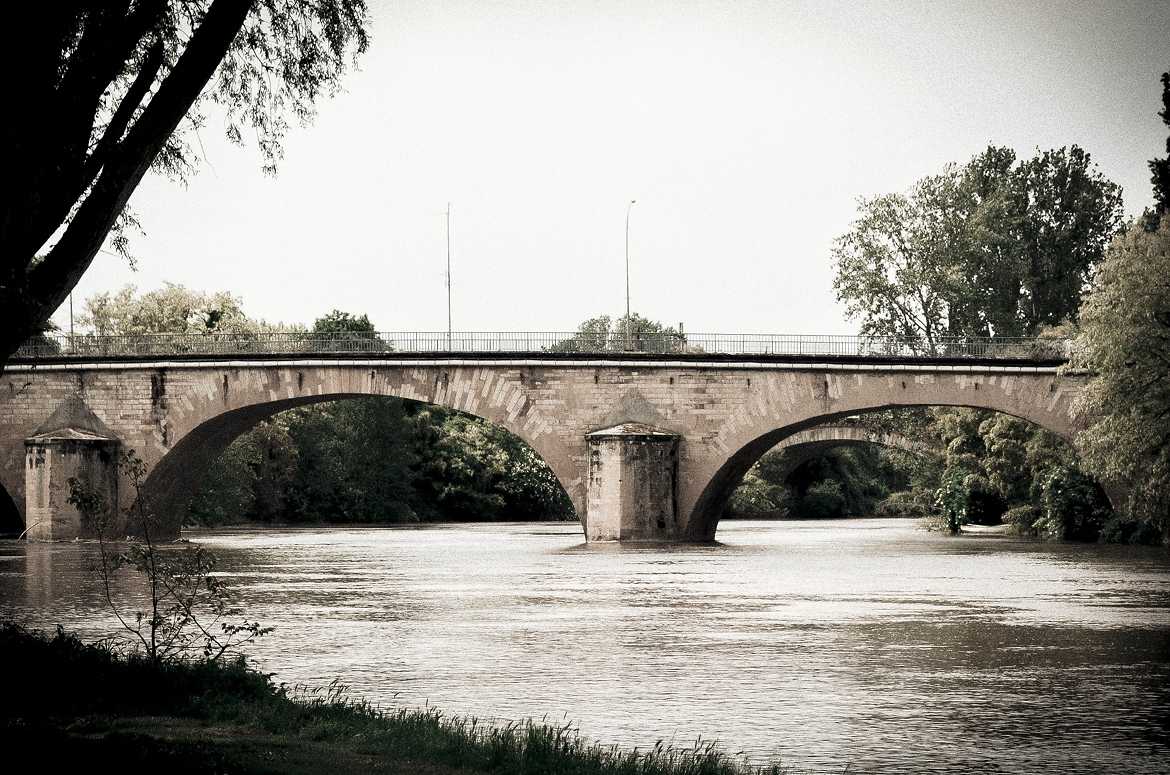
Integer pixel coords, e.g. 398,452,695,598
833,146,1123,346
549,313,687,353
1076,216,1170,536
1,1,369,364
80,282,274,335
725,404,1138,541
727,444,908,519
310,309,387,351
831,174,961,348
878,407,1119,538
1148,72,1170,226
190,400,576,525
281,399,424,523
313,310,375,334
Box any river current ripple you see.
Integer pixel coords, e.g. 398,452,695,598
2,518,1168,774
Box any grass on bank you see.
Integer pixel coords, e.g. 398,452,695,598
0,622,789,775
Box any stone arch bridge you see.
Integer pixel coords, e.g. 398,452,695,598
761,424,939,484
1,334,1090,542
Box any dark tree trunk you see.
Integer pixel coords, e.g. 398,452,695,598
0,0,255,368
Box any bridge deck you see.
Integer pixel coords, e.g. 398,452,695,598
12,331,1078,369
6,350,1071,371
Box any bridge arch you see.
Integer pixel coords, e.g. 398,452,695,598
137,366,584,535
751,424,937,493
685,371,1091,540
772,424,932,460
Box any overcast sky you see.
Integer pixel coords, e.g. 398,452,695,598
54,0,1170,335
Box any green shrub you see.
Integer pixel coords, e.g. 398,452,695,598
1035,465,1111,541
800,480,847,518
1002,504,1041,536
1097,514,1165,545
874,490,933,517
726,473,791,517
933,468,968,534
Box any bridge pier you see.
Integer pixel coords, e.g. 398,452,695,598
23,397,121,541
584,423,682,541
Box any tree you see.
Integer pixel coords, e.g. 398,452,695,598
1147,72,1170,228
831,172,961,351
549,313,687,353
833,146,1123,345
280,399,421,523
313,310,375,334
858,406,1121,540
408,407,572,522
726,467,791,517
68,451,268,662
1005,147,1124,333
81,283,262,335
187,431,261,525
311,309,388,351
727,443,908,520
1076,216,1170,536
1,1,369,365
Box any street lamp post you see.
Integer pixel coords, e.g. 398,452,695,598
625,199,636,349
446,202,452,351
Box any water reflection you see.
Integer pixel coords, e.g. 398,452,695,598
1,519,1167,774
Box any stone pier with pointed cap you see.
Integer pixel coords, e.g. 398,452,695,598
585,422,680,541
24,396,121,541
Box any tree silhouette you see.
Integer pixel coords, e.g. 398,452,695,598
1,1,369,366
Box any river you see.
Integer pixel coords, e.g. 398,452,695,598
1,518,1168,774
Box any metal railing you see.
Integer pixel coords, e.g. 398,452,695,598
12,331,1079,362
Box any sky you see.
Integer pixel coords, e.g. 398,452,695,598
52,0,1170,335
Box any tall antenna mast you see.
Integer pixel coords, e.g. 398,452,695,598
446,202,452,351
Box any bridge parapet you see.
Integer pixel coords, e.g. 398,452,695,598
12,331,1081,364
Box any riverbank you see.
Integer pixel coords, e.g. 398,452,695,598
0,622,786,775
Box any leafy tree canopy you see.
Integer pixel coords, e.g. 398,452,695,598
1076,216,1170,534
80,282,289,335
313,310,375,334
190,399,575,525
549,313,686,353
2,1,369,364
1148,72,1170,226
833,145,1123,347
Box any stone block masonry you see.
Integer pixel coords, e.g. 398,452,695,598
0,358,1092,542
586,423,679,541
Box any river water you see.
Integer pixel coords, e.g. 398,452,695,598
1,518,1168,774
